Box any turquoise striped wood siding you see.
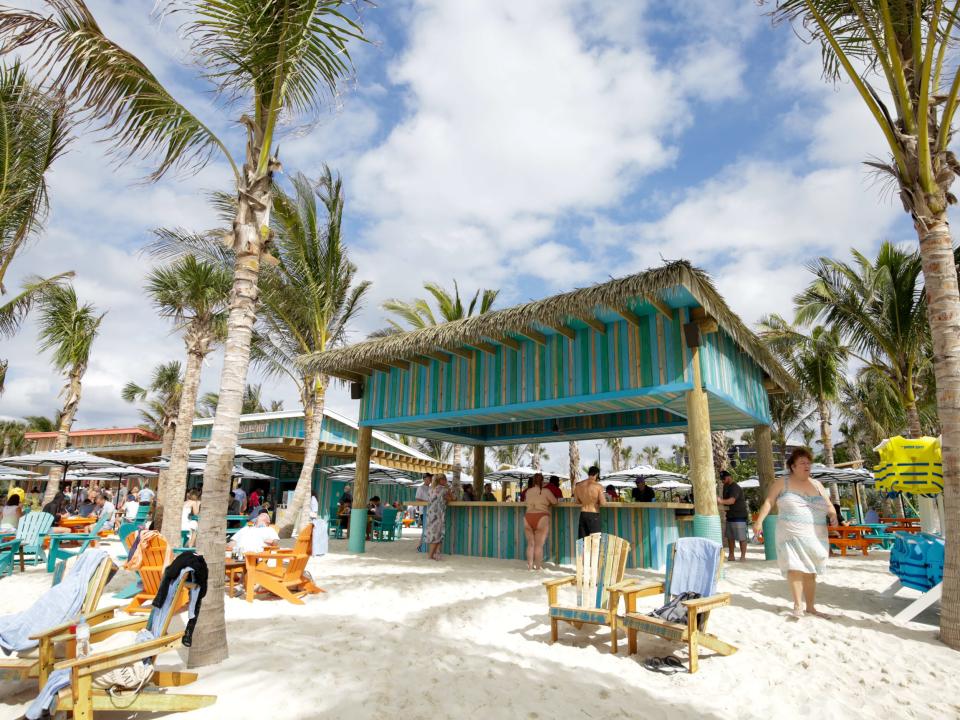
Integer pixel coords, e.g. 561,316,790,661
441,503,684,570
190,415,402,453
361,311,689,424
699,327,771,424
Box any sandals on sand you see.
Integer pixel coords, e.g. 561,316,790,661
642,656,685,674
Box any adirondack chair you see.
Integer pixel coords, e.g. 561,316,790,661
244,524,323,604
614,538,736,673
373,508,400,541
0,538,21,577
122,532,173,614
543,533,631,653
15,511,54,566
0,553,117,684
46,515,110,572
46,572,216,718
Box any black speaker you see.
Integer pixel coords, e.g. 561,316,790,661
350,382,363,399
683,321,701,348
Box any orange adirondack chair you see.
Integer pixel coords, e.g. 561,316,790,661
243,524,323,605
122,531,177,614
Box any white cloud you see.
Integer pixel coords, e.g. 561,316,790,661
676,39,747,102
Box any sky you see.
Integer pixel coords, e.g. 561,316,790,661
0,0,936,475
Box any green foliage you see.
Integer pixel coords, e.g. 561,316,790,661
379,280,499,334
122,361,183,436
36,284,103,373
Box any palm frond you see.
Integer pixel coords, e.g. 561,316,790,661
0,271,74,338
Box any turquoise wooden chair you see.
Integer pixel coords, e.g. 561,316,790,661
544,533,631,653
46,514,109,572
15,511,54,567
0,538,21,577
373,508,399,541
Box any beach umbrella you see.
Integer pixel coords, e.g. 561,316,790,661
650,478,692,500
603,464,687,485
484,466,567,483
139,460,207,475
1,449,126,473
69,465,159,498
188,445,281,464
738,478,760,489
323,462,414,485
0,465,41,477
230,466,275,481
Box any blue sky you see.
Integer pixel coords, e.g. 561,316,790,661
1,0,929,473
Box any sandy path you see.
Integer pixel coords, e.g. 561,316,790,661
1,537,958,719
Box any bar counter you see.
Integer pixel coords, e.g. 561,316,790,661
438,501,693,570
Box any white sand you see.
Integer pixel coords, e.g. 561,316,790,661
2,537,959,720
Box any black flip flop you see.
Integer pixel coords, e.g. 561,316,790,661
642,657,664,673
661,656,685,673
643,656,684,674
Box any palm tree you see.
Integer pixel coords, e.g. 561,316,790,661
759,316,847,473
711,431,730,478
641,445,662,466
380,280,500,483
526,443,549,471
122,360,183,532
0,420,26,457
23,413,58,432
767,0,960,650
796,243,936,438
196,384,283,417
605,438,624,472
0,0,368,666
35,284,104,503
493,444,527,468
254,168,370,537
768,393,814,468
568,441,581,486
146,253,231,551
620,444,636,468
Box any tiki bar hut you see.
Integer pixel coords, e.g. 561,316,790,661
305,260,795,569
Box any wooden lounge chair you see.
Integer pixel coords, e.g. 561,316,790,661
48,572,216,718
122,532,173,614
0,538,21,577
244,524,323,604
15,511,55,567
0,553,117,685
614,538,736,673
46,515,110,572
543,532,631,653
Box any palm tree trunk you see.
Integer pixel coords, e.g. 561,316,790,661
160,347,205,549
817,397,839,503
568,441,580,490
190,164,273,668
279,377,326,538
913,214,960,650
610,438,623,472
152,424,176,532
904,383,923,438
43,366,83,505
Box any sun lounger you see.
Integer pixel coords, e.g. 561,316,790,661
372,508,399,541
15,511,54,567
544,532,630,653
46,515,110,572
244,523,323,604
121,531,174,614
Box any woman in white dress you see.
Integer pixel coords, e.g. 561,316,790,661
181,489,201,547
754,447,837,618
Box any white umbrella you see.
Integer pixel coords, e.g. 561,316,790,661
0,472,38,483
231,466,275,481
188,445,281,464
739,478,760,489
650,479,691,491
70,465,158,479
140,460,207,475
323,462,414,484
1,449,125,473
0,464,41,477
603,464,687,484
485,466,567,483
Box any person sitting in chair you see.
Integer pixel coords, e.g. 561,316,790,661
227,511,279,556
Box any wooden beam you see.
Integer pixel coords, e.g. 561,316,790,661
333,371,365,384
690,307,719,334
349,366,373,377
645,294,673,319
472,341,498,355
518,327,547,345
445,345,474,360
370,362,393,373
408,355,430,367
763,378,784,395
426,351,452,363
487,334,521,351
613,306,642,328
386,359,410,371
576,314,606,334
550,323,576,341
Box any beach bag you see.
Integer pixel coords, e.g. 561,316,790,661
649,591,701,624
90,630,155,693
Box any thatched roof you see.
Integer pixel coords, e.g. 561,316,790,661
304,260,795,392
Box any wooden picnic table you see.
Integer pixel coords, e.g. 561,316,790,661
59,516,97,532
829,525,885,556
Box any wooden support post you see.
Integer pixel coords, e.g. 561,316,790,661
754,423,778,560
685,343,719,539
473,446,485,498
348,425,372,553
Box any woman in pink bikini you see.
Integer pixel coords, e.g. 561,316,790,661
523,472,558,571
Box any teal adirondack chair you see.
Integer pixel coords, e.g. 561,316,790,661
16,511,54,567
46,514,109,572
373,508,399,541
0,539,21,577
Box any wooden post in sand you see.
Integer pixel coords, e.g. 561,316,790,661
754,423,778,559
472,446,485,498
348,426,372,553
683,320,719,543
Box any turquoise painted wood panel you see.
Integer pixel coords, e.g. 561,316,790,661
440,503,683,570
699,328,771,424
361,310,689,424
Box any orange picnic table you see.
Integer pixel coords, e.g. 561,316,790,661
59,516,97,532
829,525,885,556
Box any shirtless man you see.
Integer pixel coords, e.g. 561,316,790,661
574,466,604,539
